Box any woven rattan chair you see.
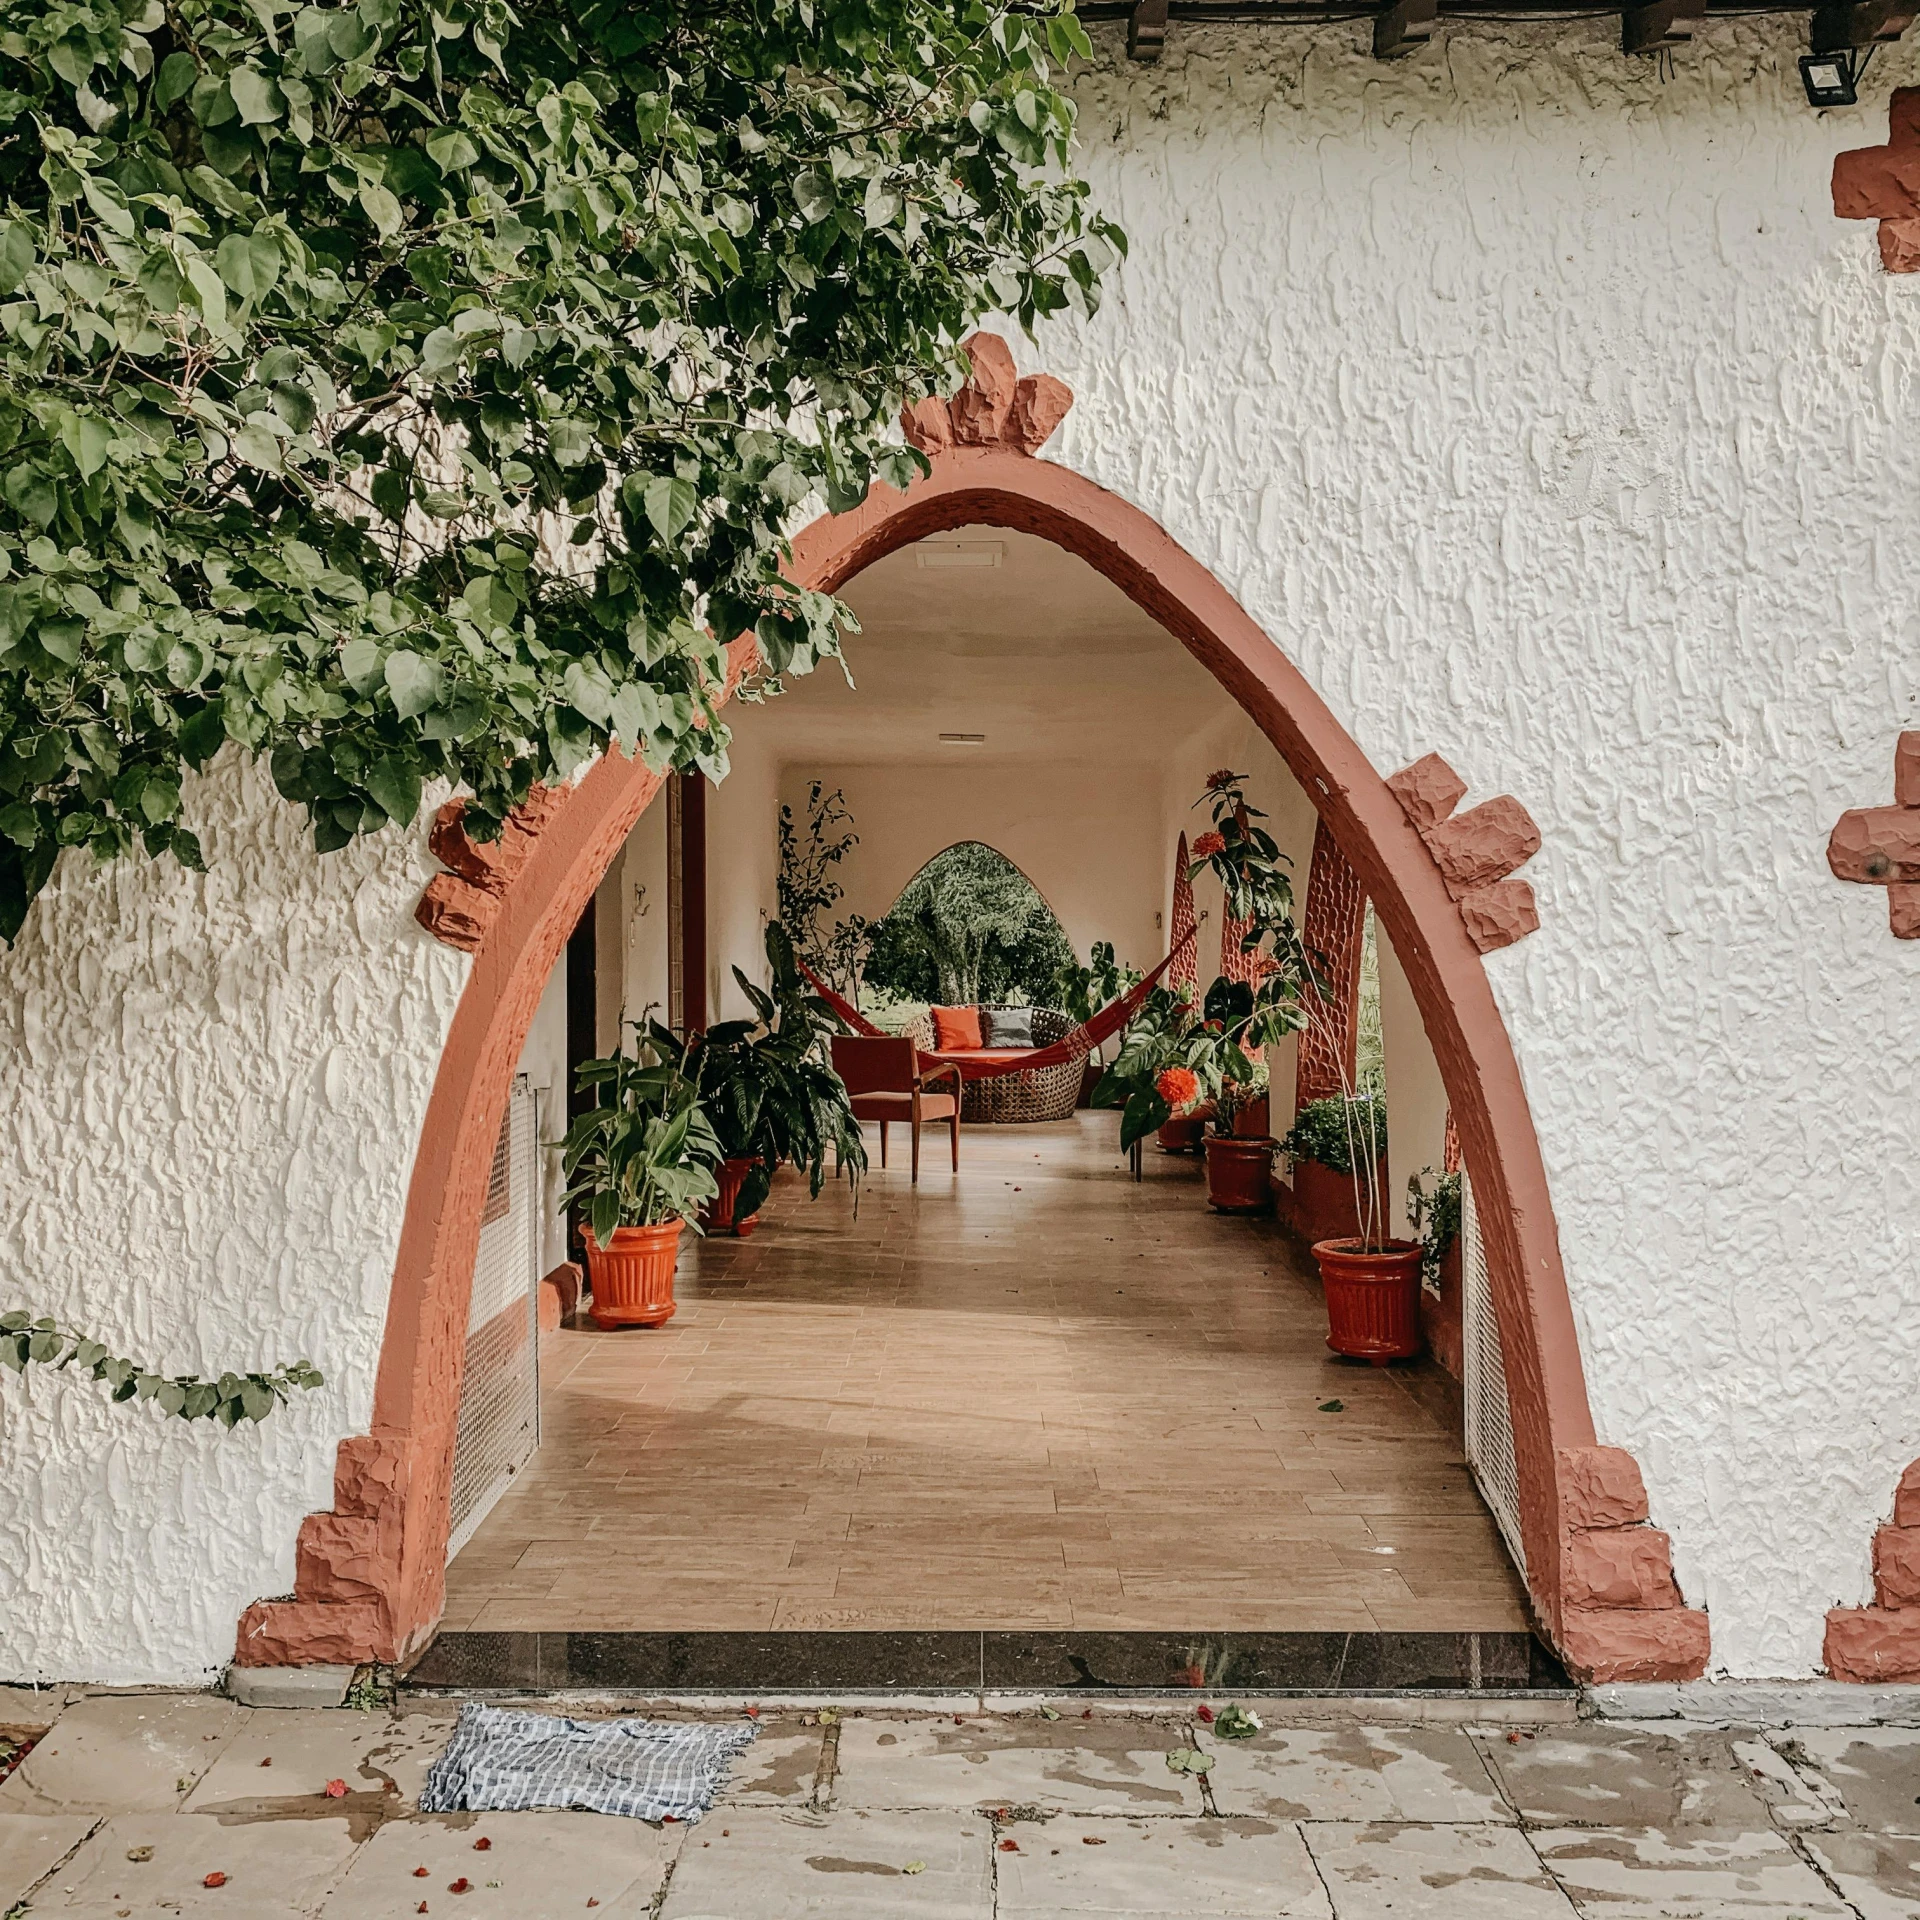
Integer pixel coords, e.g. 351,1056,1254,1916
959,1007,1083,1124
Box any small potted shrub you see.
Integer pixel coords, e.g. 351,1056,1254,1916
1280,1091,1388,1246
691,922,867,1235
1204,1080,1276,1213
1408,1165,1464,1377
560,1026,723,1329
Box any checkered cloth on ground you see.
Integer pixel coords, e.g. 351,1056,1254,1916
417,1703,757,1822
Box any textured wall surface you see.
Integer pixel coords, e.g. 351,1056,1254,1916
1031,18,1920,1676
3,16,1917,1683
0,751,466,1683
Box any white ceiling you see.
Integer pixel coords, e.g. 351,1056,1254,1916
746,525,1230,765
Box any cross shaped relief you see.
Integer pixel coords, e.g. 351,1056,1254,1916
1833,87,1920,273
1827,732,1920,938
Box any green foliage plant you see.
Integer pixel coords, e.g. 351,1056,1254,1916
0,1310,321,1423
1280,1089,1389,1177
1051,937,1138,1027
0,0,1123,939
559,1021,723,1243
777,780,870,998
691,918,865,1220
1406,1164,1461,1288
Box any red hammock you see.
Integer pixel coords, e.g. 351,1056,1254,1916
799,927,1196,1083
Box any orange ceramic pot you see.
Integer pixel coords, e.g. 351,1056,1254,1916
701,1156,762,1237
1205,1135,1275,1213
1314,1238,1425,1364
582,1219,683,1329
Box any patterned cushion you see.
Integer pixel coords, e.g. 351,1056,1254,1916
980,1006,1035,1048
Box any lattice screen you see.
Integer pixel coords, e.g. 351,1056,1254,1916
1460,1169,1527,1575
447,1075,542,1562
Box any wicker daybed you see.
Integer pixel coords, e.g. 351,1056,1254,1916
906,1007,1083,1124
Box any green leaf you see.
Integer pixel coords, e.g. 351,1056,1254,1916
643,475,698,544
384,649,444,718
154,50,197,107
365,752,421,824
358,183,403,239
228,67,283,126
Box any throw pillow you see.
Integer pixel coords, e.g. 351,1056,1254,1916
931,1005,984,1050
981,1006,1035,1048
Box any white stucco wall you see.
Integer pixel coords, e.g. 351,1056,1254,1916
3,14,1917,1683
1026,17,1920,1676
0,750,465,1683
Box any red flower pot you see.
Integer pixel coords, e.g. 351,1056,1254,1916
582,1219,683,1329
1157,1115,1206,1154
1205,1135,1275,1213
1287,1156,1390,1247
701,1156,762,1237
1230,1094,1270,1139
1314,1238,1425,1364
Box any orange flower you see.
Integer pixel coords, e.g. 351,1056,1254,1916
1205,769,1238,792
1191,830,1226,860
1155,1067,1200,1110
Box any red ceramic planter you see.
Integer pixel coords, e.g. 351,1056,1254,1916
1230,1094,1271,1139
1314,1238,1425,1364
1156,1114,1207,1154
1205,1134,1275,1213
582,1219,683,1329
701,1156,762,1236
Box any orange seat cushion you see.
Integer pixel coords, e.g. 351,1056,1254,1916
929,1049,1029,1067
930,1005,983,1051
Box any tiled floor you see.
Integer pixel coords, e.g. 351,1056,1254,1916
442,1114,1529,1633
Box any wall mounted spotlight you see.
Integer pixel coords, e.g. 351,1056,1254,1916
1801,49,1860,107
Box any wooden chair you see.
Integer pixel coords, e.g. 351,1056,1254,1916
830,1035,961,1184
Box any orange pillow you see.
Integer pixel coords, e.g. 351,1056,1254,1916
931,1005,983,1050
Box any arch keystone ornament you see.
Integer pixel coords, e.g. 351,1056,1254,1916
1827,731,1920,938
1386,752,1543,953
1833,88,1920,274
236,359,1708,1685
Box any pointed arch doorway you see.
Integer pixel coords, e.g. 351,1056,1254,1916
236,351,1707,1689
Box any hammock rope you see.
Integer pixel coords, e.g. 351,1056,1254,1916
798,927,1197,1083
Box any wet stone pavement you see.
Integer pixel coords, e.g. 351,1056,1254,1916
2,1688,1920,1917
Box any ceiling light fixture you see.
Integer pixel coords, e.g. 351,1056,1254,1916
938,732,987,745
915,542,1004,570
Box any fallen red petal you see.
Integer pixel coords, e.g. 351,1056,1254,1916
1196,1706,1215,1723
414,1866,430,1877
203,1872,228,1888
449,1878,471,1894
999,1839,1020,1853
473,1838,492,1852
259,1757,272,1767
324,1779,348,1798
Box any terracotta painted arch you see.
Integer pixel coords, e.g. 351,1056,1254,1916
236,441,1709,1684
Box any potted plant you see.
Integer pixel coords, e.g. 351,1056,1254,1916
1408,1165,1464,1377
1280,1090,1389,1246
560,1026,724,1329
690,922,867,1235
1204,1079,1277,1212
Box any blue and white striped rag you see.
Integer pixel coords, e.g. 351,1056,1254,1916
418,1703,758,1823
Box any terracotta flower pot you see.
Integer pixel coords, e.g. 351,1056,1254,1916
1230,1094,1270,1139
1156,1108,1211,1154
701,1156,762,1237
1287,1156,1389,1247
1205,1134,1275,1213
582,1219,684,1329
1314,1237,1425,1364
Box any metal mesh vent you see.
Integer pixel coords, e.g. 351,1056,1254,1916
1460,1169,1526,1576
448,1075,541,1562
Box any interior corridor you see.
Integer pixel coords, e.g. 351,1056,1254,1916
440,1116,1529,1635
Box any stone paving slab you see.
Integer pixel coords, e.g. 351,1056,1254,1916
659,1806,993,1918
1770,1728,1920,1837
0,1813,97,1909
718,1717,829,1803
0,1696,241,1816
994,1813,1331,1916
1799,1828,1920,1920
26,1809,356,1917
1302,1821,1577,1917
1529,1825,1856,1917
179,1705,457,1820
1469,1726,1787,1831
1207,1726,1509,1824
830,1717,1199,1815
317,1808,680,1918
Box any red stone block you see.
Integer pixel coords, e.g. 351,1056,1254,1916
1566,1527,1682,1610
1559,1446,1650,1529
1558,1605,1711,1684
1874,1526,1920,1607
1425,795,1543,893
1826,1605,1920,1683
1386,752,1469,832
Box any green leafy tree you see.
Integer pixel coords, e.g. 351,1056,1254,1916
863,839,1070,1005
0,0,1122,939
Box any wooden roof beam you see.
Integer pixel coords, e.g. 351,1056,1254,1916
1811,0,1916,47
1622,0,1705,49
1374,0,1437,57
1128,0,1169,61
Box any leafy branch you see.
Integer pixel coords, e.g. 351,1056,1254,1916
0,1311,323,1425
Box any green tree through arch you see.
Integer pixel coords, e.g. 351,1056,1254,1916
863,841,1071,1006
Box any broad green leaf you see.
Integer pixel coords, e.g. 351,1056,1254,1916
384,649,444,717
365,752,422,824
358,183,403,238
643,475,698,543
